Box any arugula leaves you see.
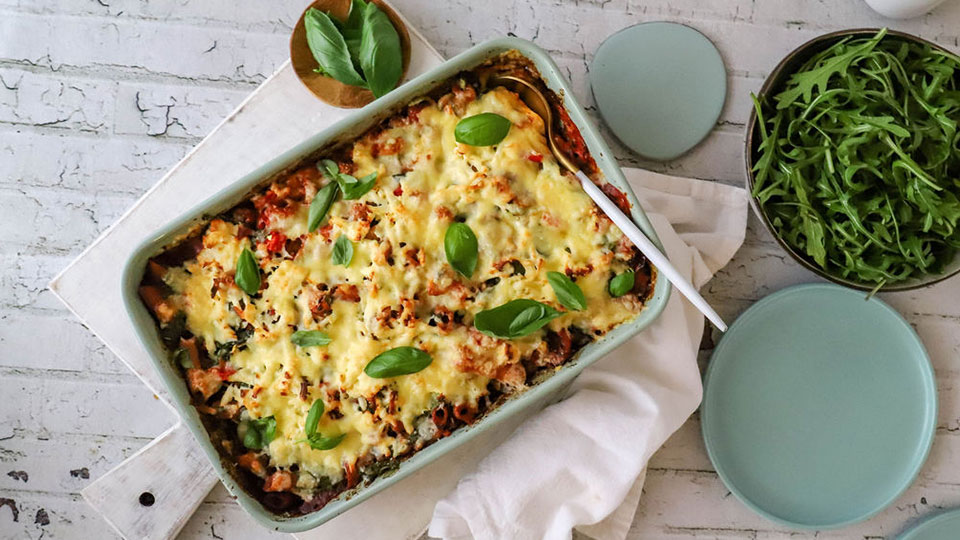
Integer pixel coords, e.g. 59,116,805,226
753,29,960,285
303,0,402,98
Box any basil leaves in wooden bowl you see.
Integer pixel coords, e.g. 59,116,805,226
290,0,411,108
746,28,960,292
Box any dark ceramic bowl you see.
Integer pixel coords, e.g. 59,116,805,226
745,28,960,292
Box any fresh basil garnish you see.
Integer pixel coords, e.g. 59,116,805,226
297,400,346,450
444,222,478,277
305,399,324,437
332,235,353,266
291,330,332,347
319,159,377,200
341,0,367,69
339,172,378,199
306,433,346,451
358,1,402,98
608,271,635,297
308,181,339,232
473,299,561,339
235,248,260,296
241,416,276,450
455,113,511,146
364,346,432,378
304,7,367,88
546,271,587,311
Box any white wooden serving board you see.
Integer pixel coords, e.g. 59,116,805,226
48,4,445,538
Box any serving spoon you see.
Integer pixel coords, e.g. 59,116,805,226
490,75,728,332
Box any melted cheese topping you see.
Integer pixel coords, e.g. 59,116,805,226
162,86,644,490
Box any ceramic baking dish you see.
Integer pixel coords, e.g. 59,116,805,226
121,37,670,533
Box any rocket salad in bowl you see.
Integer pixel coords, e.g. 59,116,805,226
746,28,960,292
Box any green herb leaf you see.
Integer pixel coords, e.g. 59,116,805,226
358,1,402,98
291,330,332,347
304,8,367,88
444,222,478,277
473,299,562,339
752,29,960,286
546,271,587,310
306,433,346,451
308,181,339,232
364,346,432,378
332,235,354,266
319,159,340,179
341,0,368,70
304,399,324,438
339,172,378,199
243,427,261,450
241,416,276,450
454,113,512,146
608,271,635,297
235,248,260,296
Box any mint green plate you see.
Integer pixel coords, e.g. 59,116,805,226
898,508,960,539
590,22,726,161
701,284,936,529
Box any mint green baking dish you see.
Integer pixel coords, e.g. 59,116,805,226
121,37,670,533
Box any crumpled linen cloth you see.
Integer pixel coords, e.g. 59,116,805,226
299,168,747,540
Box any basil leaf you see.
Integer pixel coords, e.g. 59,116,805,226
304,399,324,438
444,222,478,277
339,172,378,200
341,0,367,70
241,416,276,450
608,271,635,297
304,8,367,88
358,1,402,98
319,159,341,180
331,235,354,266
308,181,339,232
235,248,260,296
364,346,432,378
546,271,587,311
306,433,346,451
242,426,261,450
455,113,511,146
291,330,332,347
473,299,562,339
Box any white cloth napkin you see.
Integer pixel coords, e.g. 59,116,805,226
299,168,747,540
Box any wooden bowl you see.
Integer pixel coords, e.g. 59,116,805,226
290,0,412,108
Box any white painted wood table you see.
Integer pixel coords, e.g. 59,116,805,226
2,1,959,539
